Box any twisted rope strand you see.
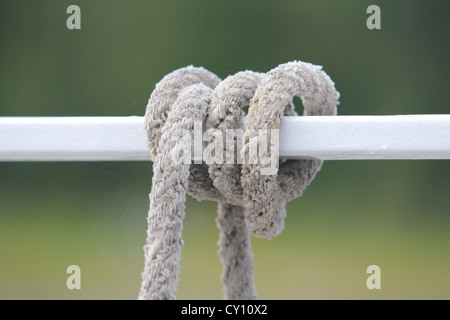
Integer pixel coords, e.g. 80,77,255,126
139,84,213,300
242,61,339,238
208,71,264,299
140,61,339,300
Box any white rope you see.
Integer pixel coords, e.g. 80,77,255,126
139,61,339,300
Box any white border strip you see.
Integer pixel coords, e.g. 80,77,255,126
0,115,449,161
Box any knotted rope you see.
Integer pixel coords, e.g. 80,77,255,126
139,61,339,300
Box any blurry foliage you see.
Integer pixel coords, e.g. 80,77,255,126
0,0,449,299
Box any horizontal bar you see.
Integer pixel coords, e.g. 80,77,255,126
0,115,449,161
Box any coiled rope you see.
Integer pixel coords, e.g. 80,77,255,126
139,61,339,300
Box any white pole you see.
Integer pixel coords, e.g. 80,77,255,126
0,115,449,161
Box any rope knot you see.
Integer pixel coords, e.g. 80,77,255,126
139,61,339,300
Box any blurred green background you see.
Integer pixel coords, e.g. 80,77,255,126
0,0,449,299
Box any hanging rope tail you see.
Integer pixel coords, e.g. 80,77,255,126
209,71,264,299
139,61,339,300
139,67,220,300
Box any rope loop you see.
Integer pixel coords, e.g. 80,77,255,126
139,61,339,300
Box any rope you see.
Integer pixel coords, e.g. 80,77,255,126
139,61,339,300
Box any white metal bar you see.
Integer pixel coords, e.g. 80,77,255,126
0,115,449,161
